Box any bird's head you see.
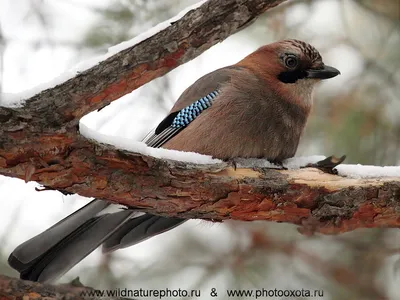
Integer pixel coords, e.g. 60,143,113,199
272,39,340,84
237,39,340,109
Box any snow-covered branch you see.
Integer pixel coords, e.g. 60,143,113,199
2,129,400,234
0,0,285,127
0,0,399,235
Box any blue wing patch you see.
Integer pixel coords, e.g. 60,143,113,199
143,90,220,148
171,91,219,128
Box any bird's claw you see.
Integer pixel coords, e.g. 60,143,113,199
270,160,287,170
306,155,346,174
227,158,239,170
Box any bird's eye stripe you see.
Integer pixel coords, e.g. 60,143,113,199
172,90,220,128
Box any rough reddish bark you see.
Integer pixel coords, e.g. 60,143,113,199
1,134,399,235
0,0,399,239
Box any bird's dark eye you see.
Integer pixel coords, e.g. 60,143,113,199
284,55,298,69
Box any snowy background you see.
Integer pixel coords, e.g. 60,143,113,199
0,0,399,299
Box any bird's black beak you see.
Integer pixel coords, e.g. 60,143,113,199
306,65,340,80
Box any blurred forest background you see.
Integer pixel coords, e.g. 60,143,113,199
0,0,399,299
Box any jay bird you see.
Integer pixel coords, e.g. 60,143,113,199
8,39,340,283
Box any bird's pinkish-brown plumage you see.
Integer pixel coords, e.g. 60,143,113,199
8,39,340,284
163,39,326,160
163,66,308,160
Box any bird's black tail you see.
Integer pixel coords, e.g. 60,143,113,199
8,199,184,282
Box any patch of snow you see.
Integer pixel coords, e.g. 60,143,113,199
336,164,400,178
78,124,400,178
79,122,222,165
1,0,207,108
